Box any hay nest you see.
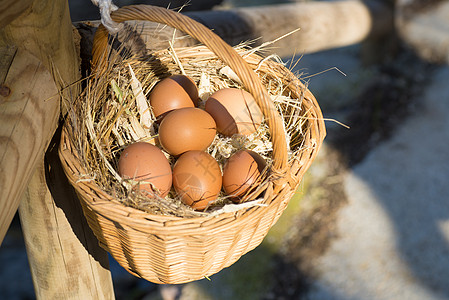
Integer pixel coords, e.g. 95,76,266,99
64,41,311,218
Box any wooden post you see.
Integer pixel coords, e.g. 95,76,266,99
75,0,392,63
0,0,115,298
19,128,115,299
0,47,59,243
0,0,33,29
0,0,79,239
185,0,392,57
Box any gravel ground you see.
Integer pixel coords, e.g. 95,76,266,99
305,66,449,300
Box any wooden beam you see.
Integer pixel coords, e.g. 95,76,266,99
186,0,391,57
0,0,33,29
0,0,115,298
0,47,59,244
0,0,77,248
0,0,80,245
0,0,80,114
75,0,392,61
19,132,114,299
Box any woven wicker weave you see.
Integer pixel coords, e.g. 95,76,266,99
59,5,326,284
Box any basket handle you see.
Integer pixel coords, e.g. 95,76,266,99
92,5,289,174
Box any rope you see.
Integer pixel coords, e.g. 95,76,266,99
91,0,122,34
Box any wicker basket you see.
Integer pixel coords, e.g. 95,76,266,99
59,5,325,284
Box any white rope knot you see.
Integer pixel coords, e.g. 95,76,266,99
91,0,122,34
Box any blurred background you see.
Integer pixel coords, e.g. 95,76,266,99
1,0,449,299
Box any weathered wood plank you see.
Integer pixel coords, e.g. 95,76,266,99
0,0,80,114
0,48,59,244
0,0,33,29
0,0,115,298
19,135,114,300
0,0,80,243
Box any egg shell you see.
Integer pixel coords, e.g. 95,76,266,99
205,88,263,136
222,150,267,203
118,142,172,197
158,107,216,156
149,75,199,120
172,150,222,210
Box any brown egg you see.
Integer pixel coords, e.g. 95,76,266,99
158,107,216,156
222,150,267,203
118,142,172,197
205,88,263,136
172,150,222,210
149,74,199,120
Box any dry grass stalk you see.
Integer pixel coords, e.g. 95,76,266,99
66,40,312,218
